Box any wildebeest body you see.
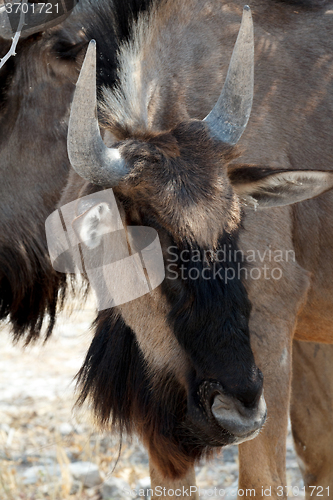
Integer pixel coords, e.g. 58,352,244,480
0,0,153,341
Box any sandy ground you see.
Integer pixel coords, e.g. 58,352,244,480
0,295,304,499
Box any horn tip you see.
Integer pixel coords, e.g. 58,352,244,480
84,39,96,64
87,39,97,55
242,5,253,26
88,39,97,52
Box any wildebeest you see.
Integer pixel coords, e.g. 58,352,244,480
1,0,333,498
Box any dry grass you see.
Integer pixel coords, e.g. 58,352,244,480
0,295,303,499
0,296,150,500
0,397,150,499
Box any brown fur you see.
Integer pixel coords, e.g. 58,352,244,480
0,26,81,341
63,0,333,493
94,0,333,494
290,341,333,491
2,0,333,495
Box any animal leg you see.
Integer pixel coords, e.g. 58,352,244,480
149,456,199,500
237,343,291,499
290,340,333,499
235,206,311,499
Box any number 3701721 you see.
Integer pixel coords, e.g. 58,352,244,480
277,486,330,496
5,3,59,14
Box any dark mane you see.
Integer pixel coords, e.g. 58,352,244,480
53,0,156,91
76,309,215,478
75,227,256,477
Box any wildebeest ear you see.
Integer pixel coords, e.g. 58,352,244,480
228,166,333,208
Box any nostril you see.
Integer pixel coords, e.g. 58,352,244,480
210,399,232,412
236,368,264,408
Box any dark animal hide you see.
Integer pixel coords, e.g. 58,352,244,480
0,0,155,342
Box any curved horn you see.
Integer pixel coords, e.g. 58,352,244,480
204,5,254,145
67,40,128,187
0,0,78,40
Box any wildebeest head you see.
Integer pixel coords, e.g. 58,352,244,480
66,5,333,477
